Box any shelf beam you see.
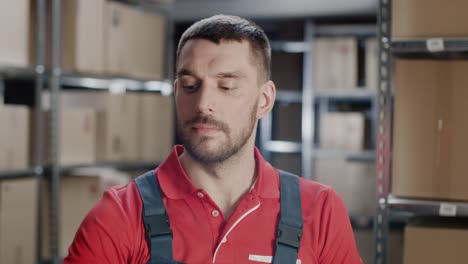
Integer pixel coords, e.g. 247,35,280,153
388,195,468,217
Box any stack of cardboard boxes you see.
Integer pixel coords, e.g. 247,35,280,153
0,100,30,170
0,169,131,263
313,37,358,90
0,0,173,261
35,91,175,166
1,0,166,80
391,0,468,263
271,34,378,175
316,112,375,217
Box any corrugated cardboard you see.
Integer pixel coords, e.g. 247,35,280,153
0,170,130,261
137,93,174,163
38,109,96,166
365,38,378,90
392,60,468,201
315,159,375,216
105,1,166,80
404,225,468,264
3,0,105,73
96,93,140,162
44,90,172,162
393,0,468,38
354,229,403,264
59,0,106,74
0,103,30,170
319,112,365,151
0,178,37,264
29,0,105,74
313,38,357,89
0,0,30,66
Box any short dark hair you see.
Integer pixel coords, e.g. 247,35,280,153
176,14,271,81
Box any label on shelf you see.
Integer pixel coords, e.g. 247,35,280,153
426,38,445,52
439,203,457,217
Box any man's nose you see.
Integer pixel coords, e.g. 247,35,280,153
195,84,215,114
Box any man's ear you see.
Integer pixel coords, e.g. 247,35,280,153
173,79,178,94
257,80,276,119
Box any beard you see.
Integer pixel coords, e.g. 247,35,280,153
177,103,258,164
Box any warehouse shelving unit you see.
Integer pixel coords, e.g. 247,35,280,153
259,21,378,179
256,20,379,238
374,0,468,263
0,1,174,263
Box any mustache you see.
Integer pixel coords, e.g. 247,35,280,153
184,115,229,131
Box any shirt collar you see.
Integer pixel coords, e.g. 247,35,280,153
155,145,280,200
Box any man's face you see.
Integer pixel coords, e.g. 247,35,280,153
175,39,262,164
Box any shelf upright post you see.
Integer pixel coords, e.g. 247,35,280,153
374,0,393,263
302,21,315,179
49,0,62,262
34,0,47,263
164,5,175,82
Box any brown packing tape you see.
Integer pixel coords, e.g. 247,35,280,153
434,61,452,199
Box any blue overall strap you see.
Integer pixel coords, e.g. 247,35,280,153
272,170,304,264
135,170,177,264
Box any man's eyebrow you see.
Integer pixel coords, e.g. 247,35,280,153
216,71,246,79
177,68,194,77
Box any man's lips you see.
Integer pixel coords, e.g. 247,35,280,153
190,123,221,134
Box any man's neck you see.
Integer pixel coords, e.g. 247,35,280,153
179,146,257,220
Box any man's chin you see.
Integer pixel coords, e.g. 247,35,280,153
183,141,231,164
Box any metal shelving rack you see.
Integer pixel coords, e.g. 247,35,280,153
374,0,468,263
0,1,174,263
259,21,378,180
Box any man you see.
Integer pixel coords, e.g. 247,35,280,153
64,15,362,264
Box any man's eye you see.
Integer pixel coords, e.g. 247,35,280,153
182,84,198,91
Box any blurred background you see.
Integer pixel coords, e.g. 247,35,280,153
1,0,468,263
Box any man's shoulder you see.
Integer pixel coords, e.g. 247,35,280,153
91,180,143,220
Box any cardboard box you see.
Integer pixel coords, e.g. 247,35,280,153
315,159,375,216
393,0,468,38
0,0,30,67
354,229,403,264
105,1,166,80
0,103,30,170
137,93,174,163
319,112,365,151
404,225,468,264
0,170,131,262
0,178,37,264
42,169,130,258
313,38,358,89
44,91,172,162
365,38,378,90
392,60,468,201
38,109,96,166
96,93,140,162
57,0,106,74
1,0,105,74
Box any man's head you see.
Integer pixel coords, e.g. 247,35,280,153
174,15,276,164
176,14,271,82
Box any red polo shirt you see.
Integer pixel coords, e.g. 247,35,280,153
64,146,362,264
